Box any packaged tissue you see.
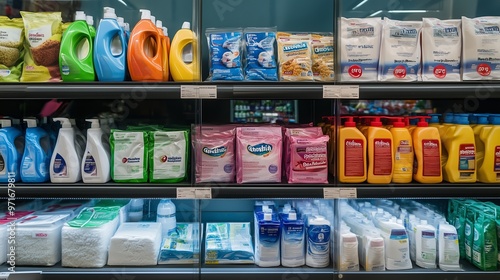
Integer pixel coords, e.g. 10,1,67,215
158,223,201,264
205,222,255,264
108,222,162,266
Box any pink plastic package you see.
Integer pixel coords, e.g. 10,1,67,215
193,125,236,183
284,127,324,179
236,126,283,184
288,133,330,184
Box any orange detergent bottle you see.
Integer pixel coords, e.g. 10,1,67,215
163,27,172,81
155,20,169,81
339,116,367,183
360,116,394,184
127,9,163,81
411,116,443,184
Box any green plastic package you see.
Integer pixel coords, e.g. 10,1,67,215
148,129,189,183
0,17,24,82
455,200,476,259
464,205,479,262
472,212,498,271
110,129,149,183
484,202,500,265
66,206,120,228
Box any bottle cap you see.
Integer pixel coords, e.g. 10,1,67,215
288,211,297,221
85,119,100,129
86,15,94,26
163,27,168,36
139,9,151,20
264,212,272,221
489,114,500,125
474,114,490,125
454,114,469,125
182,21,191,29
53,118,72,128
156,20,162,28
428,114,441,124
117,17,125,28
103,7,117,19
409,116,430,127
24,118,37,128
150,15,156,24
0,119,11,128
421,220,428,225
341,116,356,127
443,113,454,123
387,117,405,128
469,114,478,125
75,11,86,21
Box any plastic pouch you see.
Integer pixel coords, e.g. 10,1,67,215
472,212,498,271
206,28,244,81
0,17,24,81
311,34,334,81
277,32,313,81
243,27,278,81
110,129,148,183
148,129,189,183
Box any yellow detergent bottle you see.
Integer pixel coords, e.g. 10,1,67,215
442,114,476,183
411,116,442,184
339,116,367,183
473,114,490,179
478,115,500,183
387,117,413,183
169,21,200,81
439,113,454,169
360,117,394,184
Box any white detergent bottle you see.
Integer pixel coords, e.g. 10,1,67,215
306,215,331,268
81,119,110,183
50,118,81,183
438,222,461,271
415,220,437,268
377,219,412,270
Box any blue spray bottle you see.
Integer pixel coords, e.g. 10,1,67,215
0,119,24,183
21,119,52,183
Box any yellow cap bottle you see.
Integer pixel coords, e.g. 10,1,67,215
169,22,200,81
387,117,413,184
411,116,442,183
360,117,394,184
478,115,500,183
339,116,367,183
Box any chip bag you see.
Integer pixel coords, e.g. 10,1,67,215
277,32,313,81
0,17,25,81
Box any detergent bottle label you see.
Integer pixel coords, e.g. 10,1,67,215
83,153,97,176
494,147,500,175
423,140,441,176
344,139,364,176
373,138,392,175
52,153,68,178
459,144,475,178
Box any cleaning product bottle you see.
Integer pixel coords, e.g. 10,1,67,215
20,119,51,183
0,119,24,183
473,114,490,180
339,116,367,183
360,116,394,184
387,117,413,183
437,222,461,271
442,114,476,183
127,9,163,81
163,26,172,80
50,118,81,183
86,15,96,40
478,114,500,183
415,220,437,269
156,20,169,81
306,215,331,268
59,11,95,81
94,7,127,81
81,119,110,183
438,113,454,169
411,116,442,183
70,119,86,163
170,21,200,81
157,199,176,236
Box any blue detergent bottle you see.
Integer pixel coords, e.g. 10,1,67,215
21,119,52,183
93,7,127,81
0,119,24,183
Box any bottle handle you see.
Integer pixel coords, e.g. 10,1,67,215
175,36,195,72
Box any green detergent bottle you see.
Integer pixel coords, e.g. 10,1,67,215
59,11,95,81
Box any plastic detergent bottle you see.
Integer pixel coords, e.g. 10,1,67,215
339,116,367,183
59,11,95,81
306,215,331,268
387,117,413,183
81,119,110,183
156,20,169,81
86,15,96,39
478,114,500,183
437,222,461,271
411,116,442,184
170,21,200,81
415,220,437,269
94,7,127,81
157,199,176,236
20,119,51,183
127,9,163,81
472,114,490,178
50,118,81,183
360,116,394,184
0,119,23,183
442,114,476,183
163,26,171,80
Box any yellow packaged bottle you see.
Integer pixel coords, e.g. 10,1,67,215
472,114,490,177
439,113,454,169
442,114,476,183
411,116,442,184
360,117,394,184
169,21,200,81
478,115,500,183
387,117,413,183
339,117,367,183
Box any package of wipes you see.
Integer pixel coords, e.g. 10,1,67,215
288,134,330,184
148,130,189,183
206,28,244,81
158,223,201,264
236,126,282,184
205,222,254,264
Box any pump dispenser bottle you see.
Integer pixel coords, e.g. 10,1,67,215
339,116,367,183
360,117,394,184
50,118,81,183
387,117,413,183
411,116,442,183
81,119,110,183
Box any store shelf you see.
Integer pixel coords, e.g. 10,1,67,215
201,264,333,280
205,184,329,199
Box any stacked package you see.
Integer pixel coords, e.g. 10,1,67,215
158,223,201,264
204,222,255,264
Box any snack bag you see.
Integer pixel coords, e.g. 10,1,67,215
277,32,313,81
206,28,244,81
0,17,24,81
20,11,62,82
244,27,278,81
311,34,334,81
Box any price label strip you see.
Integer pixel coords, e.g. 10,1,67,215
177,188,212,199
323,188,357,199
323,85,359,99
181,85,217,99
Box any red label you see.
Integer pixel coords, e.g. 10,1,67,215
344,139,365,177
348,65,363,78
393,65,407,79
477,63,492,77
373,138,392,175
495,146,500,172
422,140,441,176
433,65,447,79
459,144,475,171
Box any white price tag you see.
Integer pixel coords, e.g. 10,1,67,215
198,86,217,99
323,188,340,199
180,85,217,99
323,85,359,99
195,188,212,199
339,188,357,198
176,188,197,199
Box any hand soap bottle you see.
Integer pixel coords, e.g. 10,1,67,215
0,119,24,183
339,116,367,183
360,117,394,184
50,118,81,183
20,119,51,183
387,117,413,184
411,116,442,183
170,21,200,81
81,119,110,183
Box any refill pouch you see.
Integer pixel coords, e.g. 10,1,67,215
422,18,462,81
462,16,500,80
148,129,189,183
244,27,278,81
288,134,330,184
472,212,498,271
379,18,422,82
236,126,282,184
284,127,323,179
110,129,148,183
340,17,382,82
193,125,236,183
206,28,244,81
